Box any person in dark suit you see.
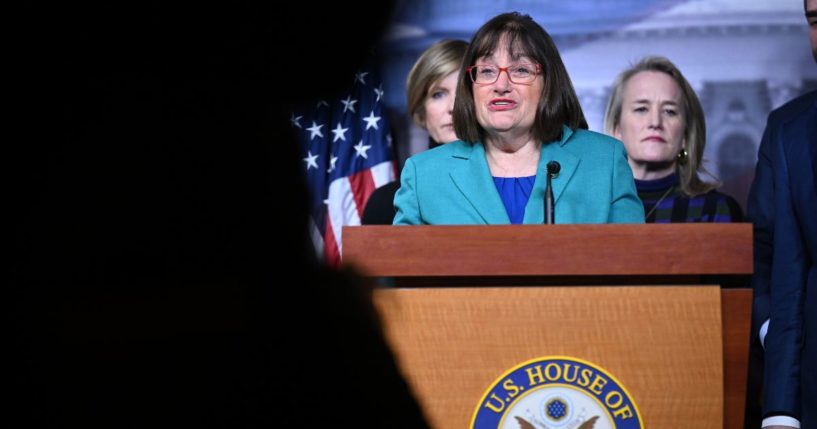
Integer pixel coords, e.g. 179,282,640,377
746,2,817,427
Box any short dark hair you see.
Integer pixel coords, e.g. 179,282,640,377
453,12,586,144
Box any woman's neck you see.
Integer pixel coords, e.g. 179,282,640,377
484,137,540,177
629,160,676,181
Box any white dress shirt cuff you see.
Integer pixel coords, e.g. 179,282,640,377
762,415,800,428
759,318,770,349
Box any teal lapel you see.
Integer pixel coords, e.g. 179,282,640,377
449,142,510,224
523,126,580,224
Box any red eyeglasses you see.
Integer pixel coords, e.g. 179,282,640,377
466,63,541,85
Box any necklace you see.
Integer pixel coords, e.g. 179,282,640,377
644,186,674,220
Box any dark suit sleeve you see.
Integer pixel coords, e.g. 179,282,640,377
762,115,807,419
743,127,775,425
362,182,399,225
722,195,744,222
747,114,776,345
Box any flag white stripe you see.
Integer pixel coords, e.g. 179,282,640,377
370,160,395,188
326,176,361,255
308,217,325,261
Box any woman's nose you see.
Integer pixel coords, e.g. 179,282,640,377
493,70,512,92
648,109,663,128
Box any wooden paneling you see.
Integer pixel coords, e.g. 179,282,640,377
375,286,724,429
722,289,752,429
347,224,754,428
344,224,752,277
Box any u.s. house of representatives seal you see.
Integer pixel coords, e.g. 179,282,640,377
470,356,642,429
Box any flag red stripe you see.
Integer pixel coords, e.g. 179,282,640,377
324,215,341,267
348,169,376,218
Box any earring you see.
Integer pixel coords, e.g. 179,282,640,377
677,149,688,165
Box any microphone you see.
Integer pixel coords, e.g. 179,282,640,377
544,161,561,224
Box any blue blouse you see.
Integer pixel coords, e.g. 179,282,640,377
492,175,536,224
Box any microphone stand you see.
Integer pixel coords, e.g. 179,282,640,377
544,161,560,224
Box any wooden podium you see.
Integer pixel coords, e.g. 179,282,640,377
343,224,752,429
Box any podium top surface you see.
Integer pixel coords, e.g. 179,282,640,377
342,224,752,277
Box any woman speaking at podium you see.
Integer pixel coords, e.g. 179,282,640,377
392,12,643,225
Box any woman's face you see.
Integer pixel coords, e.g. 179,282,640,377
614,71,686,170
422,71,459,144
472,39,543,139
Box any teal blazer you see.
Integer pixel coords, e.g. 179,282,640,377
393,126,644,225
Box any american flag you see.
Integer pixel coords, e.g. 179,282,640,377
292,64,395,266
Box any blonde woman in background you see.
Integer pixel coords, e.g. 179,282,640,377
362,39,468,224
604,56,743,223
